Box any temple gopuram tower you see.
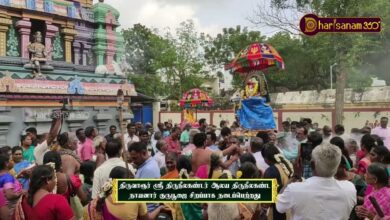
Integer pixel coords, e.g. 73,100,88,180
0,0,149,146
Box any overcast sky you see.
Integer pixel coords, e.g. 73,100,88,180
96,0,278,37
95,0,283,89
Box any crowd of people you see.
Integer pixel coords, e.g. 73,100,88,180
0,112,389,220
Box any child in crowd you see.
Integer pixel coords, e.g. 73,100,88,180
347,140,359,168
80,161,96,203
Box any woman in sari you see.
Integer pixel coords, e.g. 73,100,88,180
11,147,31,190
42,150,87,220
262,143,294,220
0,155,23,218
164,155,203,220
356,163,390,219
238,162,266,220
161,152,179,179
0,147,13,172
84,166,165,220
330,137,353,171
14,165,74,220
370,146,390,175
207,163,263,220
0,191,8,220
357,134,376,176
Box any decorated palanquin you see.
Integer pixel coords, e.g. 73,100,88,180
226,43,285,133
0,0,138,147
179,88,213,128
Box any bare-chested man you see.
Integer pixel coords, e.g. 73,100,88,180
191,133,238,174
57,132,82,175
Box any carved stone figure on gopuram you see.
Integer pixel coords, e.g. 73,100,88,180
0,0,142,148
24,31,53,78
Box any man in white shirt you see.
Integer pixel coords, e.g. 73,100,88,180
153,140,167,169
124,123,139,146
34,112,62,165
276,142,357,220
321,125,333,143
334,124,350,144
372,117,390,150
250,137,269,173
92,140,135,199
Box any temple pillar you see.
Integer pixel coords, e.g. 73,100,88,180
95,50,104,66
16,18,31,59
73,42,81,65
45,22,58,61
83,44,91,65
0,16,11,56
0,115,14,146
82,0,93,8
94,113,112,134
62,27,77,63
105,50,115,72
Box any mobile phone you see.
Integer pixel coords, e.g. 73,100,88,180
369,196,385,217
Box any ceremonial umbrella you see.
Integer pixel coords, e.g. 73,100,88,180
179,88,213,108
225,43,285,74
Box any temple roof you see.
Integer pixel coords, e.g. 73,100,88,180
92,0,120,25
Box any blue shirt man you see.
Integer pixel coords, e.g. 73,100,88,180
135,157,160,178
129,142,161,212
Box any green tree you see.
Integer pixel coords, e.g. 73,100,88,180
204,26,266,90
122,24,162,75
122,21,209,99
122,24,174,97
128,74,167,98
250,0,388,124
265,32,334,91
155,20,209,99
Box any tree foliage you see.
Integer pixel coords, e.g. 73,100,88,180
204,26,266,90
250,0,389,123
123,21,209,99
129,74,167,98
122,0,388,103
250,0,389,83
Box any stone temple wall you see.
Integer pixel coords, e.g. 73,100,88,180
2,106,132,147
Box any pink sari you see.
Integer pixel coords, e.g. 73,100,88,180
195,165,209,179
84,198,120,220
363,186,390,217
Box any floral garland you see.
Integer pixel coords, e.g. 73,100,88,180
274,154,294,178
236,170,243,179
245,82,259,97
179,168,189,179
45,162,57,194
184,151,192,160
99,178,113,199
222,170,233,179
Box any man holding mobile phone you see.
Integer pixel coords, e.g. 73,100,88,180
276,143,357,220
